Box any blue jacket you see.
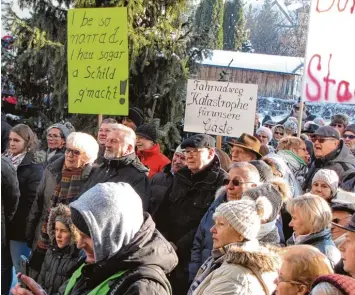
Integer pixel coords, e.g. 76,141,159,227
189,190,226,282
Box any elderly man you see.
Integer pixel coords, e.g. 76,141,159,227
11,183,178,295
155,134,228,295
149,145,186,217
189,162,261,281
336,214,355,278
330,114,349,135
228,133,262,162
82,123,150,210
303,126,355,191
96,118,117,163
331,202,355,246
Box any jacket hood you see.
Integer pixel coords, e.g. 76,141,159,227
19,151,45,166
113,213,178,274
103,153,149,173
47,204,77,245
223,240,280,273
69,182,144,263
215,186,226,200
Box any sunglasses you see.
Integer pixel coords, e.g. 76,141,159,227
223,179,254,187
65,147,81,156
330,123,344,128
274,132,284,136
343,134,355,140
310,136,336,143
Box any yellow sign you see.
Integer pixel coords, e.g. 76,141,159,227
67,8,129,115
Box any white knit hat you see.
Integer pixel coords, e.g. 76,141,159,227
214,198,272,240
256,126,273,142
312,169,339,196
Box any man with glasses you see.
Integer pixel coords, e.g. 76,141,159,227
303,126,355,191
343,124,355,156
331,202,355,246
96,118,117,164
155,134,228,295
330,114,349,135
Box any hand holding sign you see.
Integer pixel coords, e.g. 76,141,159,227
67,8,129,115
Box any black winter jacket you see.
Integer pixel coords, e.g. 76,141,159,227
81,153,150,211
1,115,12,153
155,155,228,260
8,152,44,241
1,156,20,247
303,141,355,191
149,164,173,217
37,244,82,294
58,214,178,295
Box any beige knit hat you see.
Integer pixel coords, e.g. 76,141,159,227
214,198,272,240
312,169,339,196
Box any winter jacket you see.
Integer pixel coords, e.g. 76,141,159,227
149,164,174,217
303,141,355,191
1,114,12,153
189,189,226,282
8,152,44,241
58,213,178,295
26,155,93,250
44,148,65,166
137,144,171,178
80,153,150,211
36,204,83,294
155,155,228,294
277,150,308,187
189,241,280,295
1,156,20,247
287,228,341,267
341,172,355,192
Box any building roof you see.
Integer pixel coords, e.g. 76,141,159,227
201,50,304,75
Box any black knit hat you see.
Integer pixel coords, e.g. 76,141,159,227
70,207,91,237
135,123,157,142
181,134,216,149
128,107,144,127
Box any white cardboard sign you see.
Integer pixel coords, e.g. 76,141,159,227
302,1,355,104
183,79,258,137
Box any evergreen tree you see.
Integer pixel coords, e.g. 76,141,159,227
3,0,207,150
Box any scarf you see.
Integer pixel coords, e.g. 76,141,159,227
34,165,84,254
257,220,277,240
3,150,27,170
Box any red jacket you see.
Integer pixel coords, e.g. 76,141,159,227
137,144,171,178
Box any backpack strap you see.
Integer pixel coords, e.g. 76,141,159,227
243,265,270,295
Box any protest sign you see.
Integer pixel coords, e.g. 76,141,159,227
302,1,355,104
67,8,129,115
184,79,258,137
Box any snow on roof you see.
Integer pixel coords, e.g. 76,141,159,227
201,50,304,75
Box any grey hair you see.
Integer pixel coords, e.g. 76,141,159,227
66,132,99,164
228,162,260,183
110,123,136,147
311,282,343,295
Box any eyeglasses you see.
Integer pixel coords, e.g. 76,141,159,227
343,134,355,140
274,132,284,136
330,123,344,129
47,134,62,139
310,136,336,143
65,148,81,156
223,179,254,187
259,135,269,139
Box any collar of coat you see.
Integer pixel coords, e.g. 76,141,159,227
100,153,149,173
222,240,281,273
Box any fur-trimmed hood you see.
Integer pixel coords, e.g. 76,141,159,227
47,204,77,245
215,185,226,200
223,240,281,273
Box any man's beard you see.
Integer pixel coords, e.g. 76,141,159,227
104,150,118,160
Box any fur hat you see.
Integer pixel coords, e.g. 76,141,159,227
135,123,157,142
256,126,273,143
249,160,275,183
47,204,77,245
312,169,339,196
214,198,272,240
242,180,289,222
331,114,349,127
283,120,298,135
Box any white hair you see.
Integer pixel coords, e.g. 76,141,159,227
110,123,136,147
311,282,343,295
66,132,99,164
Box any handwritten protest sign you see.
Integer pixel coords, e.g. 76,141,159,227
67,8,129,115
302,1,355,104
184,79,258,137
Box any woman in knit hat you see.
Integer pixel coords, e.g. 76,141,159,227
311,169,339,203
135,123,170,178
270,125,285,149
310,274,355,295
35,204,83,294
256,126,275,153
283,119,298,137
286,194,341,267
188,198,280,295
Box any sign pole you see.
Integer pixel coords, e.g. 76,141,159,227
216,136,222,149
98,114,103,128
297,101,304,138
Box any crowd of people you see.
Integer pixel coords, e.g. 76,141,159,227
1,102,355,295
